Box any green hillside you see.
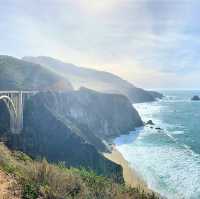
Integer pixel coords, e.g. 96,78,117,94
0,55,73,91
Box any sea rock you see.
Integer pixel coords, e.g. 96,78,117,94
155,127,163,130
191,95,200,101
146,120,155,125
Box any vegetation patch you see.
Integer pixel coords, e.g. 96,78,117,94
0,143,159,199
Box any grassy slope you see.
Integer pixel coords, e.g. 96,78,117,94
0,143,159,199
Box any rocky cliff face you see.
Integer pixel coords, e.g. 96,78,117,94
42,88,143,140
0,97,123,183
0,89,143,183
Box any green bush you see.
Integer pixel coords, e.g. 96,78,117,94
22,183,39,199
1,163,16,173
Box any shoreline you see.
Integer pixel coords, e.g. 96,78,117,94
104,146,152,193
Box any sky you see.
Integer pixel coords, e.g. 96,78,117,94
1,0,200,89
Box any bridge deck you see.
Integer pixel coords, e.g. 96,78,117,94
0,91,38,94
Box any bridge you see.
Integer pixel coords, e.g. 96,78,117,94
0,91,37,134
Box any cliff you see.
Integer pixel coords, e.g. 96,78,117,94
0,89,143,183
0,101,122,183
42,87,143,140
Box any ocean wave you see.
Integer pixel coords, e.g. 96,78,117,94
115,140,200,199
171,131,184,135
123,93,200,198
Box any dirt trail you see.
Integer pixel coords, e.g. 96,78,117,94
0,170,21,199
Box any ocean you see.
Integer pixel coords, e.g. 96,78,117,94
114,90,200,199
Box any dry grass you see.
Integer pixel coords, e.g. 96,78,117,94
0,143,159,199
25,160,87,199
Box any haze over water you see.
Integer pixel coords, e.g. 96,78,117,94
115,90,200,199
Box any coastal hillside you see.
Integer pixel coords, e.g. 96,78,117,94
0,96,123,183
40,87,143,141
0,55,73,91
23,56,163,103
0,89,143,183
0,143,158,199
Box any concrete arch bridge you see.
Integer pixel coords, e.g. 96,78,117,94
0,91,37,134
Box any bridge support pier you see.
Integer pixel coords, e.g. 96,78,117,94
8,92,24,134
0,91,37,134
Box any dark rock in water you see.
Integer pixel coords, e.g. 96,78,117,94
191,95,200,101
146,120,155,125
155,127,163,130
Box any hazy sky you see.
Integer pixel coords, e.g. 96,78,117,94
1,0,200,89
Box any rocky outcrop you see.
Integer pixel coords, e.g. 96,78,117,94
191,95,200,101
37,88,143,140
146,120,155,125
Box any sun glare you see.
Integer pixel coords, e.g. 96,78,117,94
79,0,119,15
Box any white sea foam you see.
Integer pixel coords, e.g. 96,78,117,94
115,132,200,199
122,94,200,198
171,131,184,135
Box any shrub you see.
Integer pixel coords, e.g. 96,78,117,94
0,144,159,199
22,183,39,199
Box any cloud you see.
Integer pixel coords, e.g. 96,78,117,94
1,0,200,89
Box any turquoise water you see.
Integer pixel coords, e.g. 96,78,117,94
114,91,200,199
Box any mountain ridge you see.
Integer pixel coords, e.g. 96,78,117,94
0,55,73,91
23,56,163,103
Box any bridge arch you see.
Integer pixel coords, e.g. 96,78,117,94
0,95,18,133
0,95,17,117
